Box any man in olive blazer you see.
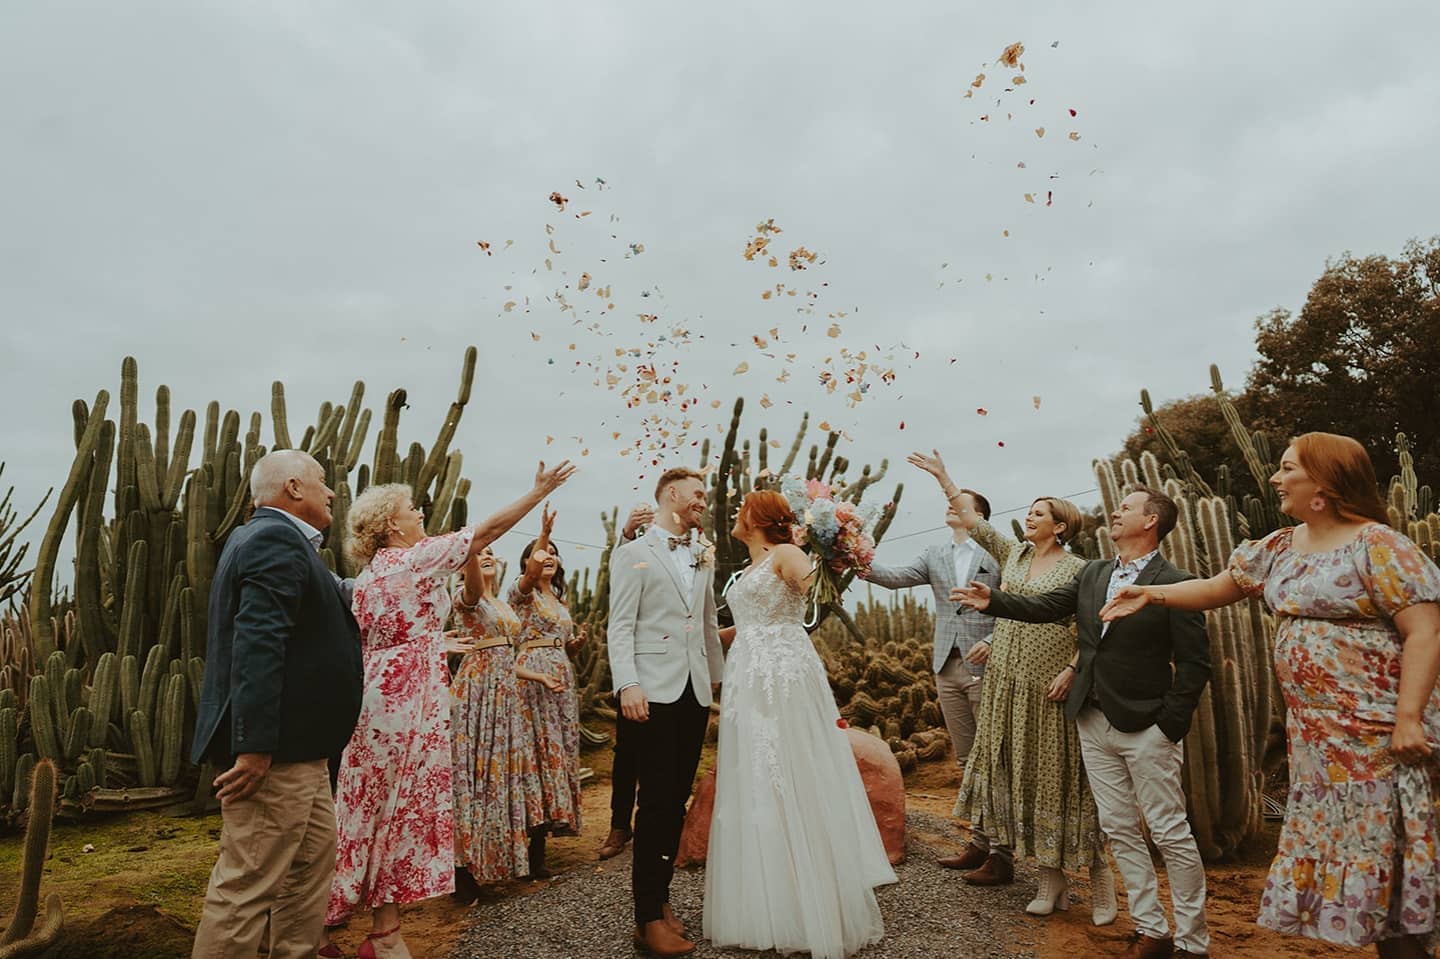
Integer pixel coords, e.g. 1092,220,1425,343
956,487,1212,959
191,450,363,959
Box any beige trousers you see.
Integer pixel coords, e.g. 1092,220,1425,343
192,759,336,959
938,650,1002,854
1076,707,1210,955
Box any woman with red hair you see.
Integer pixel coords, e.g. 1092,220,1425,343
1102,433,1440,957
703,489,896,959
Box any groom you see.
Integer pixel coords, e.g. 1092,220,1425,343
608,467,725,957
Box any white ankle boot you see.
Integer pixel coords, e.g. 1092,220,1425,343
1025,866,1069,915
1090,858,1118,926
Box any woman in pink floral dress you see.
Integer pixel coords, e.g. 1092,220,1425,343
1102,433,1440,958
450,545,565,891
323,461,573,959
509,506,587,877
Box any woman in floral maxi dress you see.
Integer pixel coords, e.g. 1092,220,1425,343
1102,433,1440,958
509,505,586,877
450,545,566,891
908,449,1113,924
323,462,573,959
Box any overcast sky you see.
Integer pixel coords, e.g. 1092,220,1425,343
4,1,1438,585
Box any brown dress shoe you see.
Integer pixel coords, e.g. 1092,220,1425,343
962,853,1015,886
632,919,695,957
1121,934,1174,959
936,842,991,871
661,903,685,937
598,827,632,860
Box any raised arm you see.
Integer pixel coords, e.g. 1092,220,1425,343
459,554,482,606
516,503,557,596
968,520,1015,569
468,460,575,559
1098,571,1245,621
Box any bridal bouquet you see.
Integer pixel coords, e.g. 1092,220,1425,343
778,474,880,613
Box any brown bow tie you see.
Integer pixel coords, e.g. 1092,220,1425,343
667,536,690,551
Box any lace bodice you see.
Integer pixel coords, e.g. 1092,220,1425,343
727,553,808,629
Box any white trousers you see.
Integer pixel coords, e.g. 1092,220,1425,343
1076,707,1209,954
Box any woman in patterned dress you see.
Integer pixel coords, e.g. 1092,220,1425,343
450,545,566,894
909,450,1114,926
509,505,587,878
1103,433,1440,958
323,462,573,959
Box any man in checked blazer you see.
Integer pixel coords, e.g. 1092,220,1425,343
608,467,726,957
860,488,1001,864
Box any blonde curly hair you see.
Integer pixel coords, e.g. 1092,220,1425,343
346,483,414,570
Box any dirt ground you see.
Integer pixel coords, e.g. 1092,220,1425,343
1,731,1352,958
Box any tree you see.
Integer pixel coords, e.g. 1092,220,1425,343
1246,237,1440,481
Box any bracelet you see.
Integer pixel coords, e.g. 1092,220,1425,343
1062,663,1076,673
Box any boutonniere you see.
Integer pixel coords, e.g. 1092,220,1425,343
691,533,716,570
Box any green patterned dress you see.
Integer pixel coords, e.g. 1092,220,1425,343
954,521,1100,870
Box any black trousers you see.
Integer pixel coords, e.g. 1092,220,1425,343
610,715,638,831
619,682,709,925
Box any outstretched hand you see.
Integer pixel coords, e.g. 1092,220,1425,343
950,580,992,611
565,623,587,655
534,459,577,494
540,503,558,538
1099,586,1151,623
906,449,949,481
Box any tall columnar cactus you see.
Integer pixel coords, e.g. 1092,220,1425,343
0,758,64,957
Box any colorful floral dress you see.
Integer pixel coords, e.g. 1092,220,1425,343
326,528,475,923
450,592,547,882
1231,523,1440,948
955,521,1100,870
510,584,582,834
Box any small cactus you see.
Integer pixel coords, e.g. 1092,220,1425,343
1,758,65,956
128,710,157,788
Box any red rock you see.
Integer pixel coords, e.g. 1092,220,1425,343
675,729,906,867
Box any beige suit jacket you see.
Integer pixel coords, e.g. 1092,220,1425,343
607,533,724,706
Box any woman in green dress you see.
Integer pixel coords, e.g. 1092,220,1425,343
908,450,1115,925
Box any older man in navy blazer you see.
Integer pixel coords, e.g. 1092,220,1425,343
191,449,363,959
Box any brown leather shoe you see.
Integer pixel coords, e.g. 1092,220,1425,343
962,853,1015,886
598,827,632,860
1121,934,1174,959
661,903,685,937
936,842,991,871
632,920,695,957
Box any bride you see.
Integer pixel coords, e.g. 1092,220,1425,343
704,490,897,959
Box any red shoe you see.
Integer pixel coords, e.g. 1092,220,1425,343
357,926,411,959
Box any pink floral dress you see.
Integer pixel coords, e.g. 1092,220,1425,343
509,584,582,835
1231,524,1440,948
326,528,475,924
450,592,547,881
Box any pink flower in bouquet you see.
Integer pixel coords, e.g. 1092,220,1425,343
805,479,834,500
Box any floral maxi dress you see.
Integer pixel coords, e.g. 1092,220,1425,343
955,521,1100,871
1231,524,1440,948
450,593,547,882
510,584,582,834
326,528,475,924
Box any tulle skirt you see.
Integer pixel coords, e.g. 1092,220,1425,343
703,624,896,958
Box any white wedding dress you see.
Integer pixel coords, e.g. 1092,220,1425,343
703,553,897,958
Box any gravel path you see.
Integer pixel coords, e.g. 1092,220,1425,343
453,811,1044,958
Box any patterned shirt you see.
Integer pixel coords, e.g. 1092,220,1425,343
1103,549,1159,635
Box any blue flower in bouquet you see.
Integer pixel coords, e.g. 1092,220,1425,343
806,498,840,548
779,474,809,517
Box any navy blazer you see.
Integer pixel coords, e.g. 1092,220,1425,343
191,510,363,765
986,553,1210,743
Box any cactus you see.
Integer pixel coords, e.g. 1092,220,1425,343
128,710,157,787
26,677,60,763
159,674,185,786
0,707,14,799
62,708,91,762
0,759,64,957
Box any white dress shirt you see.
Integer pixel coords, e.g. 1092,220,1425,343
257,506,324,552
951,537,981,587
649,525,698,592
